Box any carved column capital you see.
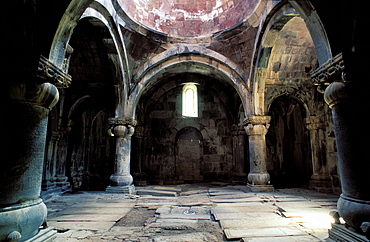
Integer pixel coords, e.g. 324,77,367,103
310,53,346,93
108,117,137,127
36,55,72,88
310,53,350,109
108,117,137,138
243,115,271,136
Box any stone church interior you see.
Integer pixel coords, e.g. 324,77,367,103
1,0,370,241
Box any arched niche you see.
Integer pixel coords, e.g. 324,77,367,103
175,127,204,182
132,73,240,184
266,95,312,188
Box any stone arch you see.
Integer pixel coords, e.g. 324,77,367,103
67,95,92,121
265,88,311,118
127,46,251,119
49,0,94,68
251,1,331,115
49,0,129,115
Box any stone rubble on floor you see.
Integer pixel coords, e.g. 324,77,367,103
45,185,339,241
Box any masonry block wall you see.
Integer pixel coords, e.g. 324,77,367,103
132,74,243,184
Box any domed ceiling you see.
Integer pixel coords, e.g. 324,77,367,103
117,0,261,37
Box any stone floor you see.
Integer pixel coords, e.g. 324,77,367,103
45,184,339,241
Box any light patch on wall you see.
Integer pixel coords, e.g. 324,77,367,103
182,83,198,117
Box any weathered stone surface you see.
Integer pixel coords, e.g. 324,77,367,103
224,227,306,240
152,232,219,242
220,218,293,229
48,221,115,231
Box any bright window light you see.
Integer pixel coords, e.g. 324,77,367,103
182,83,198,117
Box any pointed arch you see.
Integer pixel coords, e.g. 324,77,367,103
49,0,129,116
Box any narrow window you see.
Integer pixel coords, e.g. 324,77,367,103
182,83,198,117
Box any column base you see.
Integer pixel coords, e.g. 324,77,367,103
0,199,47,241
106,185,136,194
24,226,57,242
338,195,370,229
329,223,367,242
247,183,274,192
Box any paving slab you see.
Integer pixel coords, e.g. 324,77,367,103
211,204,274,213
136,202,178,207
211,198,263,203
108,226,144,234
180,190,208,196
213,212,279,220
150,218,199,230
224,227,307,239
241,235,321,241
48,221,114,231
54,207,132,215
152,232,218,242
136,189,178,197
48,213,124,222
71,202,135,208
45,186,336,241
152,186,182,192
220,218,294,229
215,202,265,207
168,206,210,215
159,213,210,220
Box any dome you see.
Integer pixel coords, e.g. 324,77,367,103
117,0,261,37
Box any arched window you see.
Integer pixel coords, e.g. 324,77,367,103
182,83,198,117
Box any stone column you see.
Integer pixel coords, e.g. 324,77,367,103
0,56,70,241
244,115,274,192
0,85,59,241
324,81,370,230
311,53,370,233
306,115,332,192
106,118,136,194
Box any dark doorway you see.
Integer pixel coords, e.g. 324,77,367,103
175,127,204,182
267,96,312,188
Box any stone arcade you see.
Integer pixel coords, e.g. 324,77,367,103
1,0,370,241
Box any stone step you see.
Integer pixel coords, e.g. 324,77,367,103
136,189,178,197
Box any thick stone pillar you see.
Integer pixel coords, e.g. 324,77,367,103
0,83,59,241
106,118,136,194
306,115,332,192
244,115,274,192
0,55,70,241
311,53,370,235
324,81,370,230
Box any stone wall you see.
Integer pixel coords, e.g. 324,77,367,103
132,74,244,184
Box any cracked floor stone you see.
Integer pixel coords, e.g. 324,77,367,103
45,185,338,241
